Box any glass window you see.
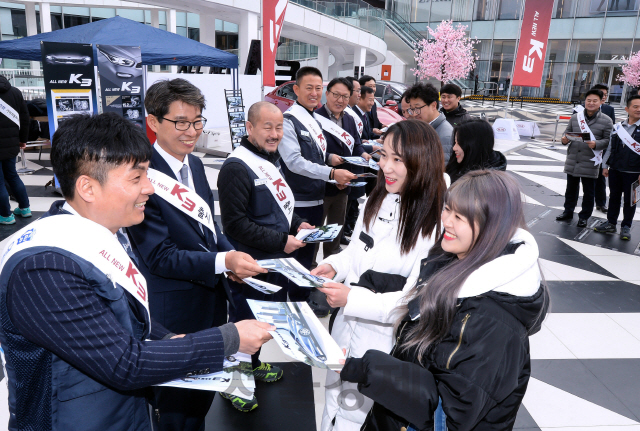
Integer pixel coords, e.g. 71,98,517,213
91,8,116,19
491,40,515,87
470,20,494,38
215,19,222,31
10,9,27,37
51,13,62,31
598,39,633,60
224,22,238,33
542,61,568,98
605,0,639,16
0,8,12,36
177,26,187,37
473,0,496,20
451,0,473,21
497,0,521,20
187,12,199,28
176,12,187,27
572,17,604,38
553,0,576,18
159,10,166,25
567,62,597,100
568,39,599,62
145,10,150,23
473,40,492,60
159,24,166,31
430,0,452,21
602,16,636,38
548,18,574,39
414,1,430,22
494,20,520,39
391,0,412,22
63,14,90,29
117,9,144,22
63,7,90,16
546,40,569,62
575,0,606,17
188,27,199,41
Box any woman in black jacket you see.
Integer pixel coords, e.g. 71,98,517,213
340,170,548,431
446,119,507,184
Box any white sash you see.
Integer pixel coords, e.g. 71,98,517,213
574,106,603,166
228,145,294,227
0,98,20,128
613,122,640,157
286,104,326,157
0,214,150,326
315,113,354,154
147,168,217,241
344,106,363,137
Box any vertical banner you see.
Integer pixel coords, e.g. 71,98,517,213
512,0,554,88
41,41,98,140
96,45,145,129
262,0,289,87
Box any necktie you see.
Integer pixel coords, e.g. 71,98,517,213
179,164,189,187
116,229,138,265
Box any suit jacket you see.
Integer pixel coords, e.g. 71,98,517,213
128,147,234,333
601,104,616,124
355,106,376,141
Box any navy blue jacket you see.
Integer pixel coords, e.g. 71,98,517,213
601,104,616,124
354,106,377,141
315,105,366,197
127,147,234,334
0,201,225,431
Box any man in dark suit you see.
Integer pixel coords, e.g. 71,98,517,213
354,86,377,141
0,113,273,431
592,84,616,213
359,75,385,137
128,79,267,431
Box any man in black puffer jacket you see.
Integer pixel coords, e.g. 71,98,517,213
0,75,31,224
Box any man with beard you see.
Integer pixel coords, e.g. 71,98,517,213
217,102,314,411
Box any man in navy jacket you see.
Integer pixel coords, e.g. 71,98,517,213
127,79,266,431
592,84,616,213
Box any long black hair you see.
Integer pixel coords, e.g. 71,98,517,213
445,119,494,182
363,120,446,254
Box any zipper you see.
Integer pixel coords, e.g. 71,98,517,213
446,313,470,369
389,321,408,357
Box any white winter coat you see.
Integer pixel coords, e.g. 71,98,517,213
320,192,440,431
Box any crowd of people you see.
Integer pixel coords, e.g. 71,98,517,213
10,64,640,431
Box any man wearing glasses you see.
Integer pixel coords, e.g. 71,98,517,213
405,82,453,163
128,79,266,431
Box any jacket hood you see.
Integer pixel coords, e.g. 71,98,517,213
0,76,10,93
486,150,507,171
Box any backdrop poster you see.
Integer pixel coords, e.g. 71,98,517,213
512,0,554,88
262,0,289,87
41,41,98,140
96,44,145,129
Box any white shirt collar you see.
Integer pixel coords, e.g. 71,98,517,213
62,202,119,239
355,105,366,116
153,141,191,183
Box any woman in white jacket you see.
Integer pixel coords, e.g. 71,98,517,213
311,120,449,431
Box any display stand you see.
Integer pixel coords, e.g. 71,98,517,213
17,148,35,175
225,89,246,150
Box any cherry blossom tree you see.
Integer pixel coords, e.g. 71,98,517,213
413,20,477,84
620,50,640,88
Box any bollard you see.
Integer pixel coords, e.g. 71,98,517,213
17,148,35,175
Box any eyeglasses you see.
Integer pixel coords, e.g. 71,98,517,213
406,104,428,116
161,117,207,131
327,90,350,102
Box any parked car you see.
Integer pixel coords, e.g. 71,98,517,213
375,81,408,113
265,81,404,125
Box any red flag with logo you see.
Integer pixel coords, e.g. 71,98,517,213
512,0,554,88
262,0,289,87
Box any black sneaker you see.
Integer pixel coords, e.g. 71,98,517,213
594,221,616,233
219,392,258,412
596,205,608,213
556,212,573,221
340,236,351,246
621,226,631,241
253,362,283,382
577,219,588,228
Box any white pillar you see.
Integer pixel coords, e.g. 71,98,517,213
354,46,366,79
39,3,51,33
199,14,216,47
167,10,178,73
25,3,40,70
317,45,330,80
238,11,258,74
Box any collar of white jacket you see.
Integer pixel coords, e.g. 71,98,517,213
457,228,541,299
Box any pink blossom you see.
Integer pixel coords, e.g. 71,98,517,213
619,51,640,88
412,20,477,83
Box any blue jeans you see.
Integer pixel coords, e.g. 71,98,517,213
407,398,446,431
0,157,30,217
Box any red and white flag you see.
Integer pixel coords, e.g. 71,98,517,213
262,0,289,87
512,0,554,88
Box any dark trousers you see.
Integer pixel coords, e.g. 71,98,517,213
344,198,360,233
294,204,324,272
322,193,348,257
228,272,292,368
607,169,639,228
596,166,607,207
0,157,29,217
151,388,214,431
564,174,596,220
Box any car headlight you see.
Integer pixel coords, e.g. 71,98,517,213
99,50,135,67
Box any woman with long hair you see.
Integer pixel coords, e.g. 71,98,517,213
340,170,548,431
311,120,449,431
446,119,507,183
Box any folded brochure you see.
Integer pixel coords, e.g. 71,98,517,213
248,300,345,371
327,180,367,187
341,156,380,171
295,224,342,243
256,257,331,288
243,277,282,294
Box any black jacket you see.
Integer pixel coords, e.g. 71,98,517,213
440,104,472,128
341,244,548,431
0,76,30,160
355,106,376,141
218,137,305,258
447,150,507,184
606,124,640,173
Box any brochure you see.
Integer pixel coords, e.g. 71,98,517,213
256,258,332,288
327,180,367,187
356,172,378,178
632,179,639,205
247,300,345,371
296,224,342,243
243,277,282,294
565,132,591,142
341,156,380,171
157,352,255,399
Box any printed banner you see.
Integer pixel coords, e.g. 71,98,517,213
41,42,98,140
262,0,289,87
96,44,145,129
512,0,554,88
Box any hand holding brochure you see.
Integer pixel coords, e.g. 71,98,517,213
248,300,345,371
341,156,380,171
296,224,342,243
328,180,367,187
257,258,332,288
565,132,591,142
243,277,282,294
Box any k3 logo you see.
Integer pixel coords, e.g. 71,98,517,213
69,74,92,87
121,82,141,94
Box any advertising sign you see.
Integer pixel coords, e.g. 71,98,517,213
96,44,145,128
41,41,98,140
512,0,554,88
262,0,289,87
